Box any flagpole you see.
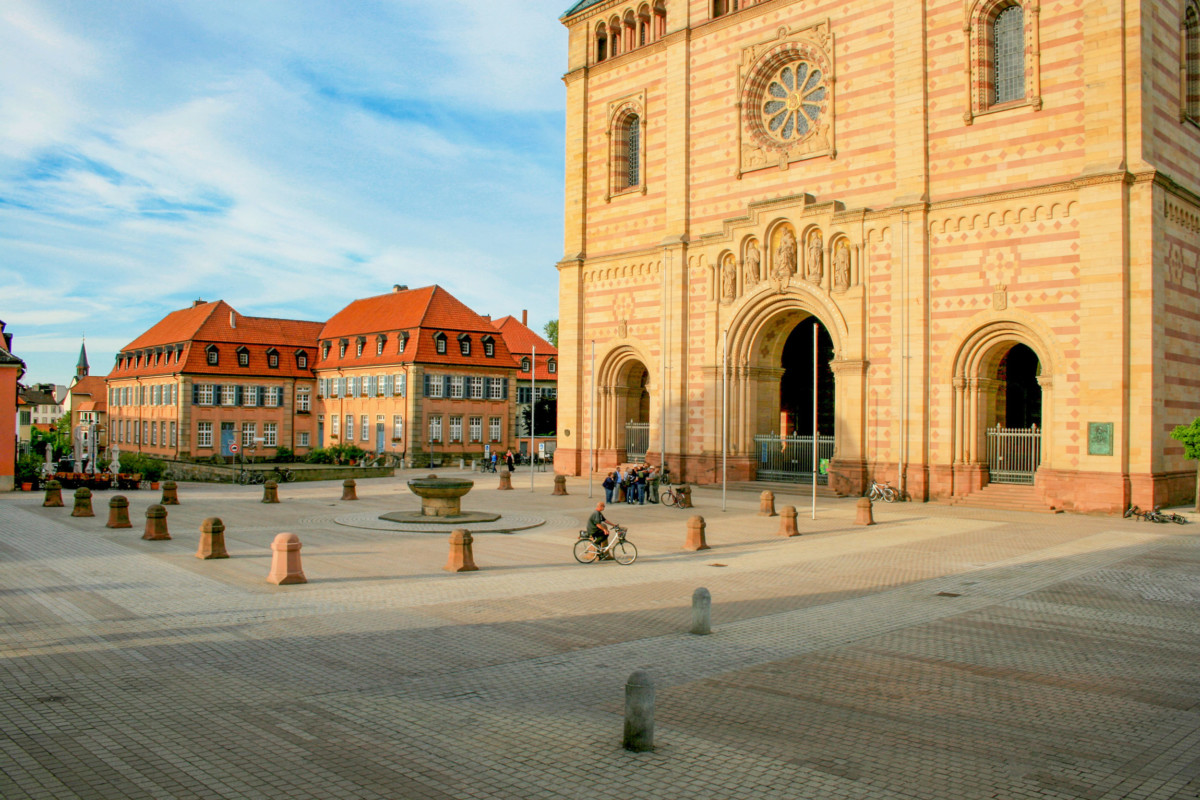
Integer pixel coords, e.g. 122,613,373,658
811,322,818,520
531,344,536,492
589,340,595,498
721,328,728,512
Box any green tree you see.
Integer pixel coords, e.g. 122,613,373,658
520,397,558,438
1169,417,1200,512
543,320,558,348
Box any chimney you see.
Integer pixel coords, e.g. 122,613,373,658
482,315,491,323
193,299,206,307
522,309,528,326
393,284,408,293
230,311,236,328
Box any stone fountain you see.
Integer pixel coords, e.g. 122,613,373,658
377,474,500,525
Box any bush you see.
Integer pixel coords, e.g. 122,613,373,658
117,453,165,482
305,448,335,464
274,446,294,463
16,453,43,486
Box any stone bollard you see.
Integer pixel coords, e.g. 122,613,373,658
142,504,170,540
444,529,479,573
779,505,800,537
685,515,710,551
267,533,306,584
71,487,94,517
262,480,279,504
856,497,875,526
498,469,513,490
691,587,712,635
677,485,693,508
43,479,63,507
553,474,569,496
106,495,132,529
623,670,655,752
160,480,179,505
196,517,229,559
758,490,777,516
341,479,358,501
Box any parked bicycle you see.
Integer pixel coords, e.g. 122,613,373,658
271,466,297,483
573,524,637,565
236,468,265,485
481,459,497,473
659,481,684,508
867,480,898,503
1126,505,1187,524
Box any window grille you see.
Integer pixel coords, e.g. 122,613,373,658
626,116,640,187
993,6,1024,104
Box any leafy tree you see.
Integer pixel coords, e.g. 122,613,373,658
1169,417,1200,511
543,320,558,348
520,397,558,438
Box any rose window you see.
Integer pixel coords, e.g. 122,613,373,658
761,61,826,142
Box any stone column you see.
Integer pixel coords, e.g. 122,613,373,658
106,495,131,529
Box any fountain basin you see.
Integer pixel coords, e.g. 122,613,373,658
407,475,474,517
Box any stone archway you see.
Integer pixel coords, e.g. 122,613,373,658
596,347,652,467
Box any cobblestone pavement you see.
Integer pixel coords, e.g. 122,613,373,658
1,471,1197,799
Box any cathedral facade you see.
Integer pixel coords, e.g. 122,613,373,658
554,0,1200,513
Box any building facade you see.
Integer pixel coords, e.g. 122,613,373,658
554,0,1200,512
0,321,25,491
491,312,559,460
315,285,520,466
106,301,321,461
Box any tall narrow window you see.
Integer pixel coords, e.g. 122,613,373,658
993,6,1025,104
625,115,640,188
1186,3,1199,121
596,23,608,62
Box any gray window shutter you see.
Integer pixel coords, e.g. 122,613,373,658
443,375,451,397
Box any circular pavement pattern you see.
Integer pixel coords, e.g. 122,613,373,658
333,511,548,534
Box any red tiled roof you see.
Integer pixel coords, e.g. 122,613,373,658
317,285,518,371
70,376,106,399
492,316,558,381
109,301,321,379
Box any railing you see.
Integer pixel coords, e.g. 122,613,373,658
985,425,1041,485
625,421,650,462
753,434,835,483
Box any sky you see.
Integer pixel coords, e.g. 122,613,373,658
1,0,571,385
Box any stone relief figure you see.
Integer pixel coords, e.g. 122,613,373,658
771,227,797,292
806,230,824,283
721,255,737,302
833,240,850,291
743,241,761,287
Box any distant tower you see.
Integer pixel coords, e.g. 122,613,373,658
75,338,89,379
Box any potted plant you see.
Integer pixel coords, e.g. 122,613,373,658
16,453,42,491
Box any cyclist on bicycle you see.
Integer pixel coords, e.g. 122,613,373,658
587,501,618,555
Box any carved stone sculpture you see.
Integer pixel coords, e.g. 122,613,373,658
744,241,761,286
771,229,797,292
833,240,850,291
806,230,824,282
722,256,737,301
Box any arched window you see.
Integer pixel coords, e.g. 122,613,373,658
637,5,650,46
1185,2,1199,121
993,5,1025,104
596,23,608,62
624,115,640,188
653,1,666,39
609,17,622,57
623,10,637,53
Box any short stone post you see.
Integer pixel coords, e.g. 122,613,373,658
779,505,800,537
498,469,513,490
855,497,875,526
677,485,693,508
142,505,170,540
106,495,131,529
341,479,357,501
758,490,777,516
196,517,229,559
262,480,279,504
71,487,94,517
160,480,179,505
691,587,712,635
552,474,569,496
43,479,64,507
684,515,710,551
623,670,655,752
267,533,306,584
444,529,478,573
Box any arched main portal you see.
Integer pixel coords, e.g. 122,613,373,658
596,350,651,466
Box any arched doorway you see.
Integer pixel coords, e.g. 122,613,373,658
597,349,652,466
986,342,1042,484
751,314,836,483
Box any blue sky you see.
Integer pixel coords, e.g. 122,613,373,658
1,0,570,384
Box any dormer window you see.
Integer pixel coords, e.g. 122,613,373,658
356,337,366,357
521,358,531,372
482,335,495,357
206,346,218,366
296,350,308,369
237,347,250,367
266,348,279,369
458,333,471,356
322,342,331,360
398,332,409,354
376,334,387,356
548,359,557,374
339,339,348,358
434,332,447,355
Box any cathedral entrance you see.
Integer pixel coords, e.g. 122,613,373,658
751,316,836,483
597,350,652,466
985,343,1043,484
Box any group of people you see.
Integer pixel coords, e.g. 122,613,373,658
601,463,668,505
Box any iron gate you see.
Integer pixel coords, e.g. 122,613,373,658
753,434,835,483
625,421,650,462
985,425,1041,484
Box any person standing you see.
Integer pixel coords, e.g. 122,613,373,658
505,449,515,472
602,471,616,504
647,465,660,504
635,467,647,504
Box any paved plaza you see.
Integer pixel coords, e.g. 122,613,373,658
1,470,1197,799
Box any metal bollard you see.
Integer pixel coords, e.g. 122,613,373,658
623,670,655,752
691,587,712,635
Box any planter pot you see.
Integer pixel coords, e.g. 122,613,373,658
21,482,32,491
150,482,160,490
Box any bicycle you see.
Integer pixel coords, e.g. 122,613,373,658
1141,506,1188,524
573,524,637,565
867,480,898,503
272,466,297,482
659,482,682,508
236,469,265,485
481,460,497,473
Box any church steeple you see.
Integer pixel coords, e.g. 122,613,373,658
76,338,89,378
